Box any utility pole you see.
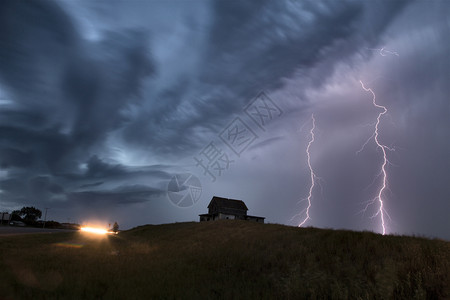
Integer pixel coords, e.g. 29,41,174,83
43,208,50,228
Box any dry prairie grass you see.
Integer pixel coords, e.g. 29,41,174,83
0,221,448,299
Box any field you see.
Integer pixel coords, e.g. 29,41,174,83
0,221,449,299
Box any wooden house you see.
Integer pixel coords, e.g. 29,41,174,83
199,196,265,223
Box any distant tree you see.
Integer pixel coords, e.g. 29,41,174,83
43,221,61,229
17,207,42,222
112,222,119,233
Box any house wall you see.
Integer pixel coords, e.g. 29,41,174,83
247,216,265,223
200,214,216,221
218,208,247,216
218,213,236,220
208,204,247,217
200,214,264,222
208,203,218,215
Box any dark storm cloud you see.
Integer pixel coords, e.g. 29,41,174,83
0,0,153,161
68,185,166,206
1,0,448,239
79,182,103,189
121,0,409,158
0,147,33,169
0,0,407,167
0,0,164,208
62,29,153,148
248,136,286,151
0,0,77,97
0,0,405,187
0,157,172,210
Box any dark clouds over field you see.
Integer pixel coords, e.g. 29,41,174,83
0,0,449,239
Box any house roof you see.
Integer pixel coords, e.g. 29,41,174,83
208,196,248,211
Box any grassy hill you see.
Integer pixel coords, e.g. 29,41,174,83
0,221,449,299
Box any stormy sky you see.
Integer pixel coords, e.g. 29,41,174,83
0,0,449,239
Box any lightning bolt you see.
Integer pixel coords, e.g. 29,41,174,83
297,114,317,227
358,80,393,235
367,47,399,57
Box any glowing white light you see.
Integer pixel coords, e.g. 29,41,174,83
80,227,109,235
367,47,399,57
359,80,392,235
298,114,317,227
